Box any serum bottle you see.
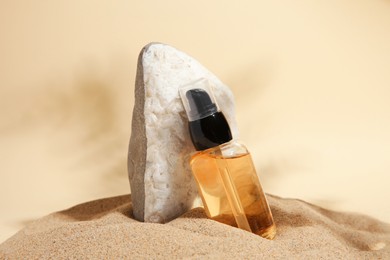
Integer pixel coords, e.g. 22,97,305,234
179,78,276,239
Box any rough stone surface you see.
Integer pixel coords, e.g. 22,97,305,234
128,43,238,223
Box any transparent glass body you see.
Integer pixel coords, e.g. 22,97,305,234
190,141,276,239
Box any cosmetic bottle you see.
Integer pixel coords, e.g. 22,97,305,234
179,78,276,239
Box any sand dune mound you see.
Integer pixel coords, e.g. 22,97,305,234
1,194,389,259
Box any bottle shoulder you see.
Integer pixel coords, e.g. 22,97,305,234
220,141,249,156
192,141,250,160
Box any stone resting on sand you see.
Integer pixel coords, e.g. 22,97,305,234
0,194,389,259
128,43,239,223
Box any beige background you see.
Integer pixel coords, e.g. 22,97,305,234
1,0,389,242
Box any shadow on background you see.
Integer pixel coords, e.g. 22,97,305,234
45,72,126,178
0,56,137,231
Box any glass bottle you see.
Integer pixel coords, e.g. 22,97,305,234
179,78,276,239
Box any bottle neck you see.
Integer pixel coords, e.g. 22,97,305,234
189,111,233,151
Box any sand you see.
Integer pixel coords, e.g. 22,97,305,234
0,194,389,259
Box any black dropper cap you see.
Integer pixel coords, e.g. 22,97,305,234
180,79,232,151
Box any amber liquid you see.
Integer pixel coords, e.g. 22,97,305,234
190,147,276,239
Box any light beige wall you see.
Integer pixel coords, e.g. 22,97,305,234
1,0,389,242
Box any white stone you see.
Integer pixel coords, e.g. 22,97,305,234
128,43,238,223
